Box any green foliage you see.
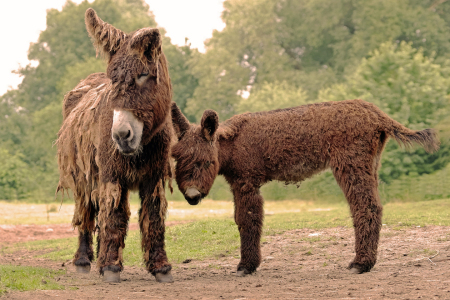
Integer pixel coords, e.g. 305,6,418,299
187,0,450,122
0,149,31,200
319,41,450,182
380,162,450,202
186,0,296,121
0,265,65,295
319,42,450,128
2,0,450,201
0,0,197,200
237,81,309,113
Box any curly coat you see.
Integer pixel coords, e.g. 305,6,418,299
171,99,439,275
56,8,174,278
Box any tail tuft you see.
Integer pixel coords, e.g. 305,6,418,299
393,128,440,153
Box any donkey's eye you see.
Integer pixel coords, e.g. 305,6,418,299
204,161,211,169
136,73,149,85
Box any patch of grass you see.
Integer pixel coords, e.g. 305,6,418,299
264,203,352,235
300,236,323,243
0,265,65,296
436,233,450,242
1,237,76,262
382,200,450,227
119,219,242,266
5,219,241,266
163,219,241,264
422,248,438,256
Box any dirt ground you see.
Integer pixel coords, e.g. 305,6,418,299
1,224,449,299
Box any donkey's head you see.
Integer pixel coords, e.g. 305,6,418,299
171,103,220,205
85,8,171,155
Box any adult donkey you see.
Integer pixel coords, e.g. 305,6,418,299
56,8,174,283
171,100,439,276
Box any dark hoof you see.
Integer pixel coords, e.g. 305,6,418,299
155,271,174,283
348,262,371,274
103,270,121,283
236,268,251,277
76,265,91,274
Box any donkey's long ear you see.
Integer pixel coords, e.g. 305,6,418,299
85,8,126,61
171,102,190,140
200,110,219,141
129,28,162,65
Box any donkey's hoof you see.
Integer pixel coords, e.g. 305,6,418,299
103,270,121,283
236,268,251,277
76,265,91,274
348,262,370,274
349,267,362,274
155,271,174,283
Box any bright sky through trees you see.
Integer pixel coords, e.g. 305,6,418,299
0,0,225,96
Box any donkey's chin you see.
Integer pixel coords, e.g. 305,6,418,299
184,195,203,205
116,142,142,156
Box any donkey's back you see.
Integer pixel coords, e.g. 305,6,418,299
62,73,109,120
222,99,400,183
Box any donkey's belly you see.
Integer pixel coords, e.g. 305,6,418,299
270,160,328,184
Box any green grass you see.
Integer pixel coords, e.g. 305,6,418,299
0,265,65,295
382,200,450,227
2,199,449,268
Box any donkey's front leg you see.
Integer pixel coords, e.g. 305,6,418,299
139,178,173,283
232,182,264,276
97,185,130,282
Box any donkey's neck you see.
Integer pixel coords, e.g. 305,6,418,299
215,115,249,176
217,137,230,175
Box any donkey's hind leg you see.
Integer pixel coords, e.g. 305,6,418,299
73,196,96,274
74,231,95,273
72,197,96,273
332,159,383,274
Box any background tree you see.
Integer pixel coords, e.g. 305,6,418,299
318,41,450,182
237,81,308,113
2,0,450,201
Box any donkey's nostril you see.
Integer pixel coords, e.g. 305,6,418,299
116,129,131,140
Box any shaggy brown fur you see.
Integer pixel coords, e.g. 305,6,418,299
56,8,174,280
171,100,439,275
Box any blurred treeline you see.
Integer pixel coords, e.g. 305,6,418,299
1,0,450,203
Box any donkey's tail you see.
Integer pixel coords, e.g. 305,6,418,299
387,121,440,153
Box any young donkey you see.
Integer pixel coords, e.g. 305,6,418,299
57,9,174,283
171,100,439,276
